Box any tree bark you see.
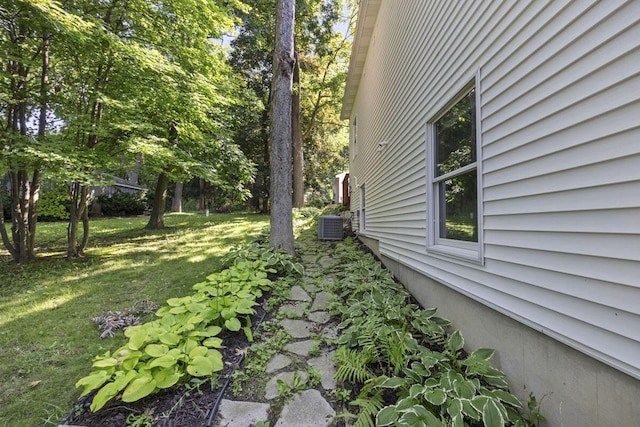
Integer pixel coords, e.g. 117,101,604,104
269,0,296,255
77,191,90,255
146,173,169,229
67,182,89,258
172,182,183,212
28,36,48,259
292,50,304,208
199,178,206,210
0,185,17,260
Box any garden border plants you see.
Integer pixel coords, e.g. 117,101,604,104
71,235,303,417
327,237,545,427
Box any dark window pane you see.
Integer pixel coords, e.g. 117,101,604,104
435,89,476,177
439,168,477,242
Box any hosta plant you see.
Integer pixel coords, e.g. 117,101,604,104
329,238,544,427
76,251,301,411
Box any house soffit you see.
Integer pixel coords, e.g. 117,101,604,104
340,0,381,120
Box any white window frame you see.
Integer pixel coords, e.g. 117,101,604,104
426,73,484,264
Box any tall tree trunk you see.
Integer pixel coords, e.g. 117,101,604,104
172,182,183,212
2,50,40,263
28,36,48,259
146,173,169,229
0,184,17,260
269,0,296,255
67,183,89,258
79,207,90,254
199,178,206,210
259,93,271,213
292,50,304,208
27,169,41,259
16,171,30,262
67,184,79,259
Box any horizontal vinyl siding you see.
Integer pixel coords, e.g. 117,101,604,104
348,0,640,378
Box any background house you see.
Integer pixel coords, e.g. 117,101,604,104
341,1,640,425
91,175,146,197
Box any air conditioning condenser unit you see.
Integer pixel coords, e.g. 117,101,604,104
318,215,344,241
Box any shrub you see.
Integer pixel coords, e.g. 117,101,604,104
38,186,70,221
96,191,148,217
2,186,70,221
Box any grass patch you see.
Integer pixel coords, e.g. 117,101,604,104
0,212,269,427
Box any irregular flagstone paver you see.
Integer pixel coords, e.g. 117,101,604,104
279,319,313,338
274,389,335,427
307,350,336,390
308,311,330,324
278,302,307,317
284,340,316,357
302,267,321,280
216,399,270,426
310,291,332,312
321,323,339,340
321,275,335,286
289,285,312,302
318,256,335,266
303,283,318,293
266,354,292,374
301,255,317,264
265,371,308,400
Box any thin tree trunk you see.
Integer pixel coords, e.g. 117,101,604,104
67,183,89,258
27,169,41,259
259,93,271,213
172,182,183,212
8,172,22,262
78,206,90,254
17,171,30,262
0,182,17,260
146,173,169,229
292,50,304,208
67,182,80,259
199,178,206,210
28,36,48,259
269,0,296,255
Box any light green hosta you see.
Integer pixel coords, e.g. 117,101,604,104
76,258,285,411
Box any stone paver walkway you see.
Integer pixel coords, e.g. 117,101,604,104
215,239,341,426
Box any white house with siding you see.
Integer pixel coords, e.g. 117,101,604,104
341,1,640,425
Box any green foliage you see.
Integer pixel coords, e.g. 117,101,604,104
334,346,375,384
276,371,307,399
76,236,304,411
349,388,384,427
222,241,304,276
38,186,70,221
0,213,269,427
228,0,353,207
125,409,155,427
74,224,305,411
96,191,148,217
329,238,544,427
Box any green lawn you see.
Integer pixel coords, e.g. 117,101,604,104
0,212,269,427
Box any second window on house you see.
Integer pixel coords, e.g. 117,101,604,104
427,81,481,260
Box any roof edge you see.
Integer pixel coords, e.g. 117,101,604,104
339,0,381,120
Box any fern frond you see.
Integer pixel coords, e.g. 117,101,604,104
350,390,384,427
334,346,376,384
